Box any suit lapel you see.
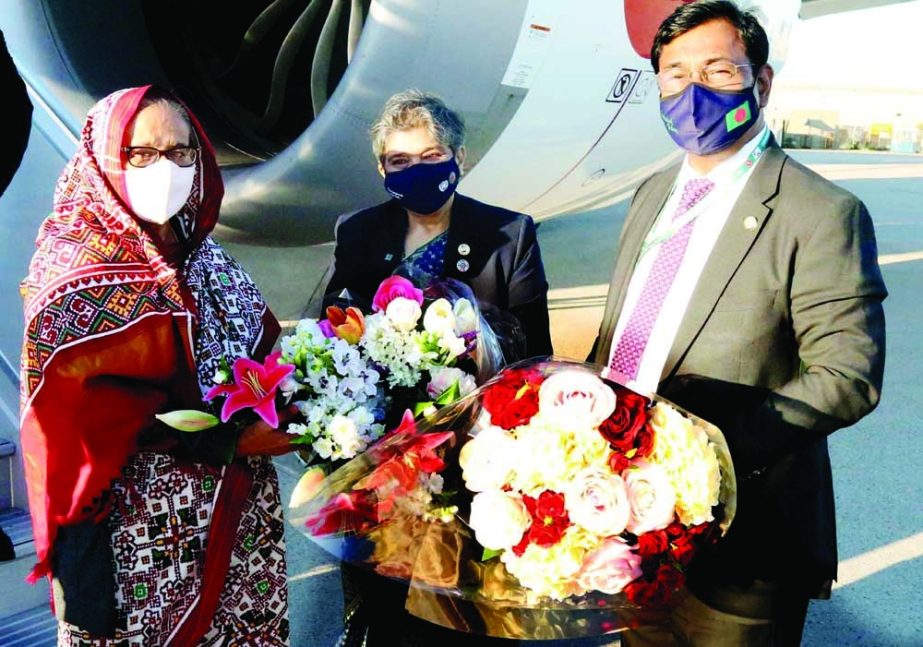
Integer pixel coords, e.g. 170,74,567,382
660,143,786,381
595,166,678,364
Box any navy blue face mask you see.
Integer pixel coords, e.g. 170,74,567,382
659,83,760,155
384,157,460,215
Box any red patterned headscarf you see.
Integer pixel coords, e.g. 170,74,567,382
19,86,276,581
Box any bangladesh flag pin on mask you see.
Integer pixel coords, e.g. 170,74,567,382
726,101,752,132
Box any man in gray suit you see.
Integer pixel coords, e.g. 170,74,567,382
591,2,886,644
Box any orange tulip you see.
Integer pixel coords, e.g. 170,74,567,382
325,306,365,344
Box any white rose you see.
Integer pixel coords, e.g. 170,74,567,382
564,466,630,536
538,371,617,429
453,298,478,335
624,461,677,535
460,426,517,492
469,490,531,550
427,367,477,399
385,297,422,332
423,298,456,334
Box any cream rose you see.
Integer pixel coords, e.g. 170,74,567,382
469,490,531,550
648,403,721,526
624,461,676,535
538,371,617,429
423,298,456,334
564,466,630,536
385,297,422,331
576,538,643,594
460,426,518,492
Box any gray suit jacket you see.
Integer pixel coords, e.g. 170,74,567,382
593,140,887,591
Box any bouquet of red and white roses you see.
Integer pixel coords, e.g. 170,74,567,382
461,361,733,607
289,358,736,639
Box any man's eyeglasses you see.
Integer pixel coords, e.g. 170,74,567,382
658,61,754,94
122,145,199,168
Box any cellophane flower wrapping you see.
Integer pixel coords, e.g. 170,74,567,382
288,358,736,639
283,276,509,468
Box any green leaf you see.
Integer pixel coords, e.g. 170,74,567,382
155,410,220,432
413,401,436,418
289,434,315,446
481,547,502,561
434,380,461,406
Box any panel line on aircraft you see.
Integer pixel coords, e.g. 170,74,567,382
522,70,643,211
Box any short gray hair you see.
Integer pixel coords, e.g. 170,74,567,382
370,90,465,158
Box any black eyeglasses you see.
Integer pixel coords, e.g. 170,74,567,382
122,145,199,168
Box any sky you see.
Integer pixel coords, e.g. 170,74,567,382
768,1,923,125
775,1,923,90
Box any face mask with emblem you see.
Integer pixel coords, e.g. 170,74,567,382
384,157,460,215
659,83,760,155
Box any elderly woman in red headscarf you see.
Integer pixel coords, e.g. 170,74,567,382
20,86,294,646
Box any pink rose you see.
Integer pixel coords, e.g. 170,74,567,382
538,371,617,428
625,461,676,535
576,538,643,594
372,276,424,313
564,467,630,536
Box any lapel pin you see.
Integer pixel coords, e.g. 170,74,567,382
456,259,470,273
458,243,471,256
743,216,758,231
384,253,394,261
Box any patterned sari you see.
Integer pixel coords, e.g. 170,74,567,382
20,86,287,646
393,232,448,288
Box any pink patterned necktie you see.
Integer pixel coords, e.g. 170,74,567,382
608,177,715,381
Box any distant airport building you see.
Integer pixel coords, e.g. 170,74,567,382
768,84,923,153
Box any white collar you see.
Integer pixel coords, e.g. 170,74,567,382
678,124,770,187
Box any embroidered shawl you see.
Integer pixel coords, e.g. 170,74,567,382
19,86,278,581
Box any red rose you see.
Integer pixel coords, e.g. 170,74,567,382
624,564,685,607
636,530,669,557
666,521,685,538
533,490,567,519
518,491,571,549
670,534,696,566
652,564,685,604
491,389,540,429
635,424,655,458
482,371,543,429
598,388,649,452
608,452,631,473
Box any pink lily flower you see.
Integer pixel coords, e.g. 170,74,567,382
204,352,295,428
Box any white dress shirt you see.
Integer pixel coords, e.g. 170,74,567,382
607,126,769,394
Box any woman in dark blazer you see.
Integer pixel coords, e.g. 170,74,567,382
323,89,553,360
326,90,551,646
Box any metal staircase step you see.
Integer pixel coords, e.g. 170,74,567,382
0,506,48,621
0,604,57,646
0,508,31,547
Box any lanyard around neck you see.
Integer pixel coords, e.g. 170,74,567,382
636,128,771,261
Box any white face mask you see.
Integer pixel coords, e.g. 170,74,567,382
124,159,196,225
